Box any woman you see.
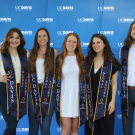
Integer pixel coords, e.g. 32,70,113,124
55,33,87,135
85,34,121,135
28,27,59,135
0,28,29,135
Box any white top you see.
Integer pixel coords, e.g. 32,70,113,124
36,57,44,83
0,50,29,83
119,43,135,86
61,55,79,117
94,69,98,74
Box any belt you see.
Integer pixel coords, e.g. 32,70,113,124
128,86,135,90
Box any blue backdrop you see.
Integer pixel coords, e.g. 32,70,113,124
0,0,135,134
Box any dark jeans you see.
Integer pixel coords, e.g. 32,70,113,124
0,82,18,135
28,84,55,135
122,88,135,135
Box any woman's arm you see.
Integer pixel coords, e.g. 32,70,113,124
54,49,59,58
108,71,118,115
119,48,122,64
0,52,10,83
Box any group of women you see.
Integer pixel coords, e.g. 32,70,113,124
0,27,121,135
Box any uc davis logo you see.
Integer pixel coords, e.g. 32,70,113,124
50,42,53,47
0,114,4,120
21,31,32,35
16,128,29,132
15,6,32,11
81,42,89,47
36,18,53,23
117,90,121,96
0,18,11,22
57,31,73,35
57,127,61,132
57,6,73,11
78,18,94,23
118,18,134,23
117,114,122,119
118,42,123,47
98,6,114,11
98,31,114,35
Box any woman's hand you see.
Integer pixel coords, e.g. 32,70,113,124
108,100,115,115
108,70,118,115
0,72,10,83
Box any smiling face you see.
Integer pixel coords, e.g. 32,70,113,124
9,32,21,49
131,23,135,40
92,37,105,54
37,30,48,46
66,35,77,54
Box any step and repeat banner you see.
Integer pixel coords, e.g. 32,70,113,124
0,0,135,134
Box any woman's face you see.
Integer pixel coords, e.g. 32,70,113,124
37,30,48,47
92,37,105,54
131,23,135,40
66,35,77,53
9,32,21,49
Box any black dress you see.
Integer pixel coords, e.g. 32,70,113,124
85,57,121,135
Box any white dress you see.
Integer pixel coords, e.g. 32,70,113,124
61,55,79,117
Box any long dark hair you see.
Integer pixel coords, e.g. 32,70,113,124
1,28,26,54
124,21,135,48
28,27,53,73
87,33,114,63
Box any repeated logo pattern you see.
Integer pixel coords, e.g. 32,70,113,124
0,1,135,135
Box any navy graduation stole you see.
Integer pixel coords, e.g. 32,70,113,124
86,60,94,130
1,51,28,120
86,59,112,130
121,47,129,114
55,55,87,127
30,48,55,123
55,55,61,126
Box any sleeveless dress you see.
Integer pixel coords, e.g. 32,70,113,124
61,55,79,117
